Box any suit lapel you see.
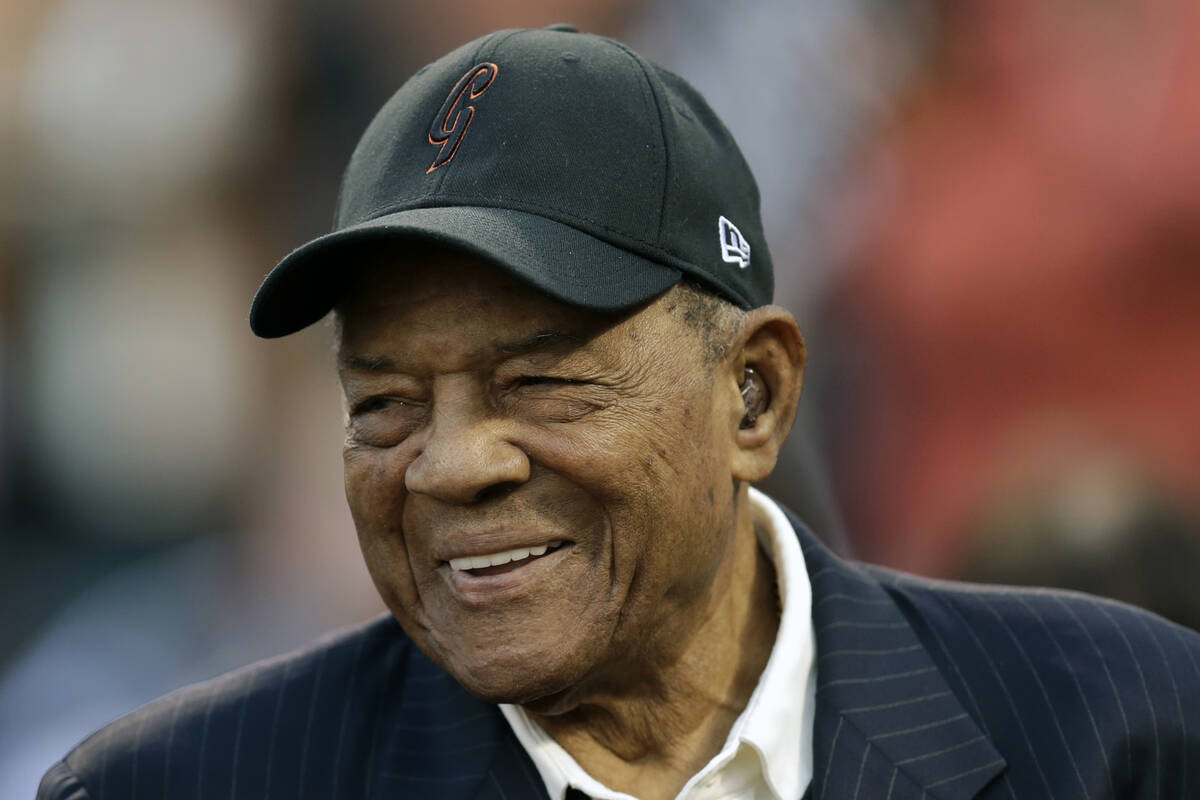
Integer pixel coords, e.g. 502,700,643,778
786,508,1007,800
371,642,548,800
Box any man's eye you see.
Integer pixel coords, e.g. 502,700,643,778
503,377,609,423
346,397,422,448
352,398,396,417
517,376,578,387
352,396,407,415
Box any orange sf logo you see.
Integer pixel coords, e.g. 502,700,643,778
426,62,499,174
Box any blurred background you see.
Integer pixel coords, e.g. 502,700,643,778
3,0,1199,794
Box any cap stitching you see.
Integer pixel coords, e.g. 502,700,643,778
608,41,671,247
428,30,522,193
429,40,484,195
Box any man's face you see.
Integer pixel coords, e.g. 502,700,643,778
337,251,743,707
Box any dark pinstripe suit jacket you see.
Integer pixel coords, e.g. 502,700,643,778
39,508,1200,799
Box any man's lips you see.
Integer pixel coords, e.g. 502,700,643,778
437,540,576,602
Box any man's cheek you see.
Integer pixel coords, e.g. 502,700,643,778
344,453,407,518
357,527,426,623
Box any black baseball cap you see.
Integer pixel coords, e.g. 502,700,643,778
250,24,773,338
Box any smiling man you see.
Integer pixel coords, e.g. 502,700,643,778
40,25,1200,800
333,251,801,798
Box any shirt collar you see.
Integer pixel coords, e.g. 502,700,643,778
500,488,817,799
733,486,817,800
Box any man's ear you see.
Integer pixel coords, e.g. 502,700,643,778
728,306,807,483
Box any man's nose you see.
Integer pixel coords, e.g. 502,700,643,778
404,407,530,505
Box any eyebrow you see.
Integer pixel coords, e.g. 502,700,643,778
338,353,397,372
337,329,584,372
494,329,585,355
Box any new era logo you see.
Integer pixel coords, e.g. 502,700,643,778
718,216,750,268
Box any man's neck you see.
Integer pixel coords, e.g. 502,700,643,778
530,517,781,800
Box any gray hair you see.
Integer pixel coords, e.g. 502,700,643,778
665,280,747,364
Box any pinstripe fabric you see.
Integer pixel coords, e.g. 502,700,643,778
37,619,549,800
38,503,1200,799
804,543,1005,800
796,504,1200,800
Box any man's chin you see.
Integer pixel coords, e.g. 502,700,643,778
425,639,593,707
449,654,584,706
392,606,611,706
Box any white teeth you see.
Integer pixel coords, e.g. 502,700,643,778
449,542,561,572
491,547,529,566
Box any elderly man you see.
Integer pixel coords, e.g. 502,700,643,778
40,25,1200,800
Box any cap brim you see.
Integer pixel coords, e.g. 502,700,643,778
249,206,684,338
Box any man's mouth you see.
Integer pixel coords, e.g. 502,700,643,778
447,541,565,576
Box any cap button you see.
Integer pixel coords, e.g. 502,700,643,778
545,23,579,33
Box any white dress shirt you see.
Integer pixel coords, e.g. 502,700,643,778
500,488,817,800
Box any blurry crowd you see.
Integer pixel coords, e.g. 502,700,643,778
2,0,1198,795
